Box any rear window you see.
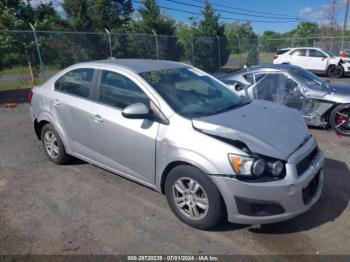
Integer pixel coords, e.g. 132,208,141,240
276,49,290,55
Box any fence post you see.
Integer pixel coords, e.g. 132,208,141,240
152,29,159,60
29,23,44,80
235,32,241,67
330,36,333,52
191,35,195,66
104,28,112,58
216,35,221,71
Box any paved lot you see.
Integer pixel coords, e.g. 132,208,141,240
0,103,350,255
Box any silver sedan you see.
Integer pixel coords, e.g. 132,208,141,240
29,59,324,229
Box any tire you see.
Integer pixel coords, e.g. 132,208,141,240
329,104,350,136
41,123,71,164
164,165,225,230
327,65,344,78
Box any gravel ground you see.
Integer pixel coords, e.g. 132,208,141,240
0,103,349,256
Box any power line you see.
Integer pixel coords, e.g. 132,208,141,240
191,0,299,19
165,0,298,20
133,0,298,23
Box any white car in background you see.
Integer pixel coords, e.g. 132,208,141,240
273,47,350,78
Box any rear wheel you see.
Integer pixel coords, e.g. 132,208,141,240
329,104,350,136
165,165,224,230
327,65,344,78
41,123,71,164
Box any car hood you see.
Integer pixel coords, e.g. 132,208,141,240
192,100,310,160
322,82,350,103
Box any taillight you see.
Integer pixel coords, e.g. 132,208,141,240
273,55,278,60
26,89,33,105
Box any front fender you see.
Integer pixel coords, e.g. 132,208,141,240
155,147,225,192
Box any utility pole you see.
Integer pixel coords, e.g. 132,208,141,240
341,0,350,51
330,0,337,52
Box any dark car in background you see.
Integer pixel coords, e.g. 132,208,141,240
216,64,350,136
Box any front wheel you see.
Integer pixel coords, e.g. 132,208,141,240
329,104,350,136
327,65,344,78
165,165,225,230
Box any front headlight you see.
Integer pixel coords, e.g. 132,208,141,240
228,154,285,178
267,161,284,177
228,154,265,176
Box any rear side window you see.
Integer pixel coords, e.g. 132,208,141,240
276,49,290,55
290,49,307,56
98,70,149,109
54,68,94,98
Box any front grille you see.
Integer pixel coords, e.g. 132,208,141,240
296,147,318,176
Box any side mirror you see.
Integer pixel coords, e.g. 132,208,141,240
292,87,301,96
122,103,152,119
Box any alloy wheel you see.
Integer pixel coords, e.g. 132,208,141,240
44,130,59,158
172,177,209,220
334,109,350,134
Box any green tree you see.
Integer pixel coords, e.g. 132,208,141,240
129,0,182,60
60,0,133,63
63,0,133,31
289,22,320,47
260,31,284,53
0,0,63,73
194,0,229,71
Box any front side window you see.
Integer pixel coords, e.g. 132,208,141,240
255,73,281,101
309,49,327,58
98,70,149,109
291,49,307,56
54,68,94,98
140,67,243,118
255,73,302,106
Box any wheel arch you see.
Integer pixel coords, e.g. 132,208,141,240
34,119,50,140
34,112,71,153
160,161,193,194
160,161,228,223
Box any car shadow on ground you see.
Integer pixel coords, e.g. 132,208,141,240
247,157,349,234
66,157,88,166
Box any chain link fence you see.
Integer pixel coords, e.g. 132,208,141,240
0,29,226,92
2,29,350,92
258,36,350,64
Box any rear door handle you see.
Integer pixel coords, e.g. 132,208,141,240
53,99,60,106
93,114,103,123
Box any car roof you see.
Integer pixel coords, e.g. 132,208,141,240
223,64,302,77
87,58,189,73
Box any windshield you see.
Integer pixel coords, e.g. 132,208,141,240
140,67,243,118
323,49,335,57
290,67,326,90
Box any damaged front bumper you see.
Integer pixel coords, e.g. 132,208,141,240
211,137,325,225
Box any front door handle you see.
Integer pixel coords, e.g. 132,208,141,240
93,114,103,123
53,99,60,106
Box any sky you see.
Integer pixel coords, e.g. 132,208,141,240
32,0,350,34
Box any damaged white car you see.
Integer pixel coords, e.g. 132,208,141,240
273,47,350,78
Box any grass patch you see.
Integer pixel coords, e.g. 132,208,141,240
0,65,60,76
227,52,274,66
0,79,44,91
